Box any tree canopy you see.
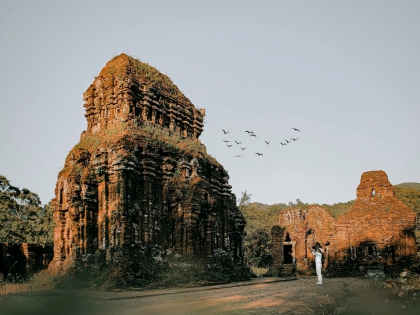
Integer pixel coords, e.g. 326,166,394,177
0,175,54,244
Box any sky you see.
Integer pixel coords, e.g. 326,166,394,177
1,1,419,206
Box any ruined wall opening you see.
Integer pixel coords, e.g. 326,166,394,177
59,188,63,205
284,233,291,242
283,244,293,264
368,245,374,255
371,188,376,196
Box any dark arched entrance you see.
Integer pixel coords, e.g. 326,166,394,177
283,233,294,264
283,244,293,264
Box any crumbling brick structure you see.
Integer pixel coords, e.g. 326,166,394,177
0,243,53,278
50,54,245,272
272,170,417,276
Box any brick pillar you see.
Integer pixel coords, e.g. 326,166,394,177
271,226,284,276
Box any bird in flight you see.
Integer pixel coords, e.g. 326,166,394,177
227,145,233,147
234,141,242,144
245,130,253,133
255,153,263,156
265,141,270,145
285,139,291,143
280,142,286,145
222,129,230,134
240,147,247,150
235,155,243,157
292,128,300,132
251,134,257,137
291,138,299,141
223,140,230,143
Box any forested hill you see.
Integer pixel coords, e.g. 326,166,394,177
395,182,420,191
394,182,420,217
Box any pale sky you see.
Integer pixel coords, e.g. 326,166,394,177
1,1,419,206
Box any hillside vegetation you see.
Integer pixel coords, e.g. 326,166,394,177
395,182,420,191
394,183,420,244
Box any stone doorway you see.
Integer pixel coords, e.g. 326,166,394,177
283,244,293,264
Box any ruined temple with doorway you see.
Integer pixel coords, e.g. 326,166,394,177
50,54,245,272
271,170,418,276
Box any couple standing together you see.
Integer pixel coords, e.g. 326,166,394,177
309,243,323,284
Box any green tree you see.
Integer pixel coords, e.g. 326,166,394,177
237,190,252,209
238,192,278,267
244,228,273,268
0,175,54,244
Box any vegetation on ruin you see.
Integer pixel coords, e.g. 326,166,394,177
0,175,54,244
140,121,219,165
60,120,220,179
23,246,250,291
106,54,192,105
128,55,191,103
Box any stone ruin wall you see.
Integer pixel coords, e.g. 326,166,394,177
51,54,245,272
0,243,53,278
272,170,417,276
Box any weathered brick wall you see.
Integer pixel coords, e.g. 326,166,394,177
0,243,53,277
273,171,417,275
271,226,284,276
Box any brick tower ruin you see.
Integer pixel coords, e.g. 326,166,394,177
50,54,246,271
272,170,417,276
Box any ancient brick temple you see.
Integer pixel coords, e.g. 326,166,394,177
272,170,417,276
51,54,245,271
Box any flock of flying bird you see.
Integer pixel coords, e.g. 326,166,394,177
221,128,301,157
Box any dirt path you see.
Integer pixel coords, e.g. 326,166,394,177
1,277,376,315
104,277,369,315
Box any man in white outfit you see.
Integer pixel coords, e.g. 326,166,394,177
309,243,323,284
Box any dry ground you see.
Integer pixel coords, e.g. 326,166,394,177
1,276,419,315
